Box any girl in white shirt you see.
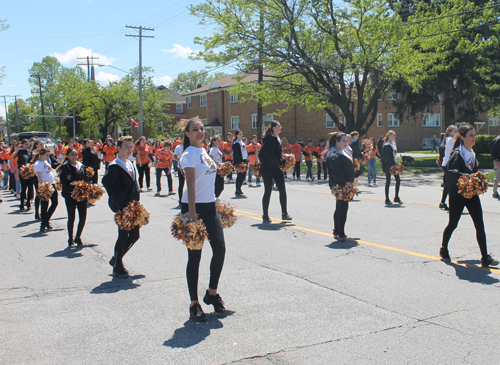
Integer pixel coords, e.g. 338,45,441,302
209,134,224,198
180,117,226,322
33,148,58,232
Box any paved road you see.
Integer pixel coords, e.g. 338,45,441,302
1,168,499,364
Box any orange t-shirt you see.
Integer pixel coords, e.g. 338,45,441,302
282,143,291,154
172,140,181,151
315,146,327,162
54,144,65,157
247,143,261,166
303,145,315,161
10,155,18,173
133,144,151,165
102,145,118,163
155,148,173,169
369,146,378,159
221,141,233,161
74,143,83,159
0,150,9,170
290,144,303,162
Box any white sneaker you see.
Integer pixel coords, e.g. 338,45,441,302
306,177,310,182
373,182,377,186
243,181,247,185
292,176,296,180
140,188,145,192
248,183,253,187
368,183,373,187
229,179,234,183
147,187,152,191
318,179,322,182
256,183,261,187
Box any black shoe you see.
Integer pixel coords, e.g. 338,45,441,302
385,199,393,205
439,247,451,262
394,197,403,204
109,256,116,267
35,214,40,220
68,239,75,248
20,206,25,211
112,266,130,278
439,203,449,210
203,290,226,315
74,237,83,246
333,230,339,237
235,191,242,196
189,302,207,321
282,213,292,221
481,255,499,268
26,205,31,211
262,215,271,223
46,222,53,229
337,235,347,241
39,226,47,233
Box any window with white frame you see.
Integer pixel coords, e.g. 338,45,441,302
176,103,183,113
187,97,192,109
200,94,207,107
326,114,335,128
252,113,273,130
157,124,164,133
422,138,434,149
489,116,500,126
422,113,441,127
377,114,383,127
201,118,208,126
230,116,240,130
387,113,399,127
230,93,239,103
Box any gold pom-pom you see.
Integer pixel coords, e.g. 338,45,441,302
457,171,488,199
353,158,361,172
280,154,296,172
0,171,4,181
360,153,370,164
170,212,207,250
331,182,359,202
436,158,441,167
85,167,95,177
362,140,373,152
87,184,105,204
216,200,237,229
114,201,151,231
253,161,262,178
217,161,234,177
20,164,35,179
389,163,404,175
36,182,55,202
234,162,249,173
70,181,91,202
55,181,62,191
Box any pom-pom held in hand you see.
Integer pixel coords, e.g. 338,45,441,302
280,154,296,172
362,140,373,152
114,201,151,231
0,171,4,181
217,161,234,177
436,158,441,167
37,182,55,202
87,184,105,204
234,162,249,173
55,181,62,191
253,161,262,178
216,201,237,229
389,163,404,175
85,167,95,177
457,172,488,199
331,182,359,202
353,158,361,172
360,154,370,164
171,212,208,250
70,181,91,202
20,164,35,179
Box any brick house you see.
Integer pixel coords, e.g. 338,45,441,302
184,73,500,150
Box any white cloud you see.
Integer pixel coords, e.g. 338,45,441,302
52,46,116,67
9,84,18,87
95,72,120,86
162,44,199,59
153,76,173,86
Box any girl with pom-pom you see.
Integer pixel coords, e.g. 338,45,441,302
326,132,355,241
33,148,58,232
57,147,89,248
209,134,225,198
180,117,226,322
381,130,402,205
13,139,34,211
102,136,141,278
232,130,248,196
440,125,498,268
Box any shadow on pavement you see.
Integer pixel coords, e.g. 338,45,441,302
46,244,97,259
163,311,235,348
13,220,38,228
326,239,359,249
251,222,291,231
90,274,146,294
446,261,500,285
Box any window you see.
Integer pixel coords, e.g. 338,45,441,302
489,116,500,126
230,116,240,130
201,119,208,126
387,113,399,127
230,93,239,103
387,91,397,100
422,138,434,149
326,114,335,128
422,113,441,127
200,94,207,107
187,97,192,109
252,113,274,130
176,103,183,113
377,114,383,127
157,125,164,133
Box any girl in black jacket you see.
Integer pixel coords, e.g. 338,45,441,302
81,139,100,184
15,139,33,211
381,130,402,205
258,121,292,222
440,125,498,267
327,132,355,241
231,130,248,196
58,147,89,248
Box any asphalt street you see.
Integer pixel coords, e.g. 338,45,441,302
1,167,500,365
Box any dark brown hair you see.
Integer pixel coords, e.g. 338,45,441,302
452,125,474,149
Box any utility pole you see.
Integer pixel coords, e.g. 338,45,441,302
126,25,154,137
30,73,46,131
13,95,22,133
1,95,12,141
77,55,100,82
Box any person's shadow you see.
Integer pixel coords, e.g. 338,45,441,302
326,238,359,250
163,311,234,348
90,274,146,294
46,244,97,259
446,261,500,285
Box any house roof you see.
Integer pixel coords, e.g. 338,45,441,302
183,71,273,96
156,86,186,103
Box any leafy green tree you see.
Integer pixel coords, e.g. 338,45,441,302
168,70,228,94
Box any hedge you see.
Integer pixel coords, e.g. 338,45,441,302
474,134,497,155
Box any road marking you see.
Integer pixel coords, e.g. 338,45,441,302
235,209,500,274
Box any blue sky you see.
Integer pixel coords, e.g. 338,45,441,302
0,0,237,117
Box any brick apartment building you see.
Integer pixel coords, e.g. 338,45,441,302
184,73,500,150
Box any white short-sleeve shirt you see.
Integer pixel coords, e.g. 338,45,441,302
180,146,217,203
209,147,222,164
34,160,55,184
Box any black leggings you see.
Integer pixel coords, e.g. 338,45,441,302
178,173,185,204
40,185,58,228
181,202,226,301
235,171,245,193
440,168,448,205
293,161,301,178
20,177,33,208
317,162,327,180
65,198,87,239
442,195,488,259
137,163,150,188
334,200,349,236
385,172,400,200
261,166,287,216
90,170,98,185
215,174,224,198
114,226,140,268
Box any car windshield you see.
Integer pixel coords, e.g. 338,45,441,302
40,137,56,144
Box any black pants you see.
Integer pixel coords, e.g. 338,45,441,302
90,170,98,185
178,172,185,204
65,197,87,240
137,163,150,189
156,167,173,192
385,172,400,200
114,226,140,269
40,185,58,228
305,161,313,179
440,168,448,205
293,161,301,178
215,174,224,198
317,162,327,180
235,171,245,193
9,171,16,191
261,166,287,217
181,202,226,301
20,177,33,209
442,194,488,259
334,200,349,236
32,177,40,215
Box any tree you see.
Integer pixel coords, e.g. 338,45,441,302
6,98,33,134
0,19,10,85
168,70,228,93
191,0,403,134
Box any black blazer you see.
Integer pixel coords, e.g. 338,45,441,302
16,149,31,169
446,149,479,197
82,147,100,171
381,144,396,174
350,140,362,160
491,135,500,161
102,162,140,213
232,140,247,165
326,150,355,189
259,135,284,169
59,163,89,199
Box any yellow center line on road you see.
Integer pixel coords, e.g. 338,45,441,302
235,209,500,274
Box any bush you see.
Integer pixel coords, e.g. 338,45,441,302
474,134,496,155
